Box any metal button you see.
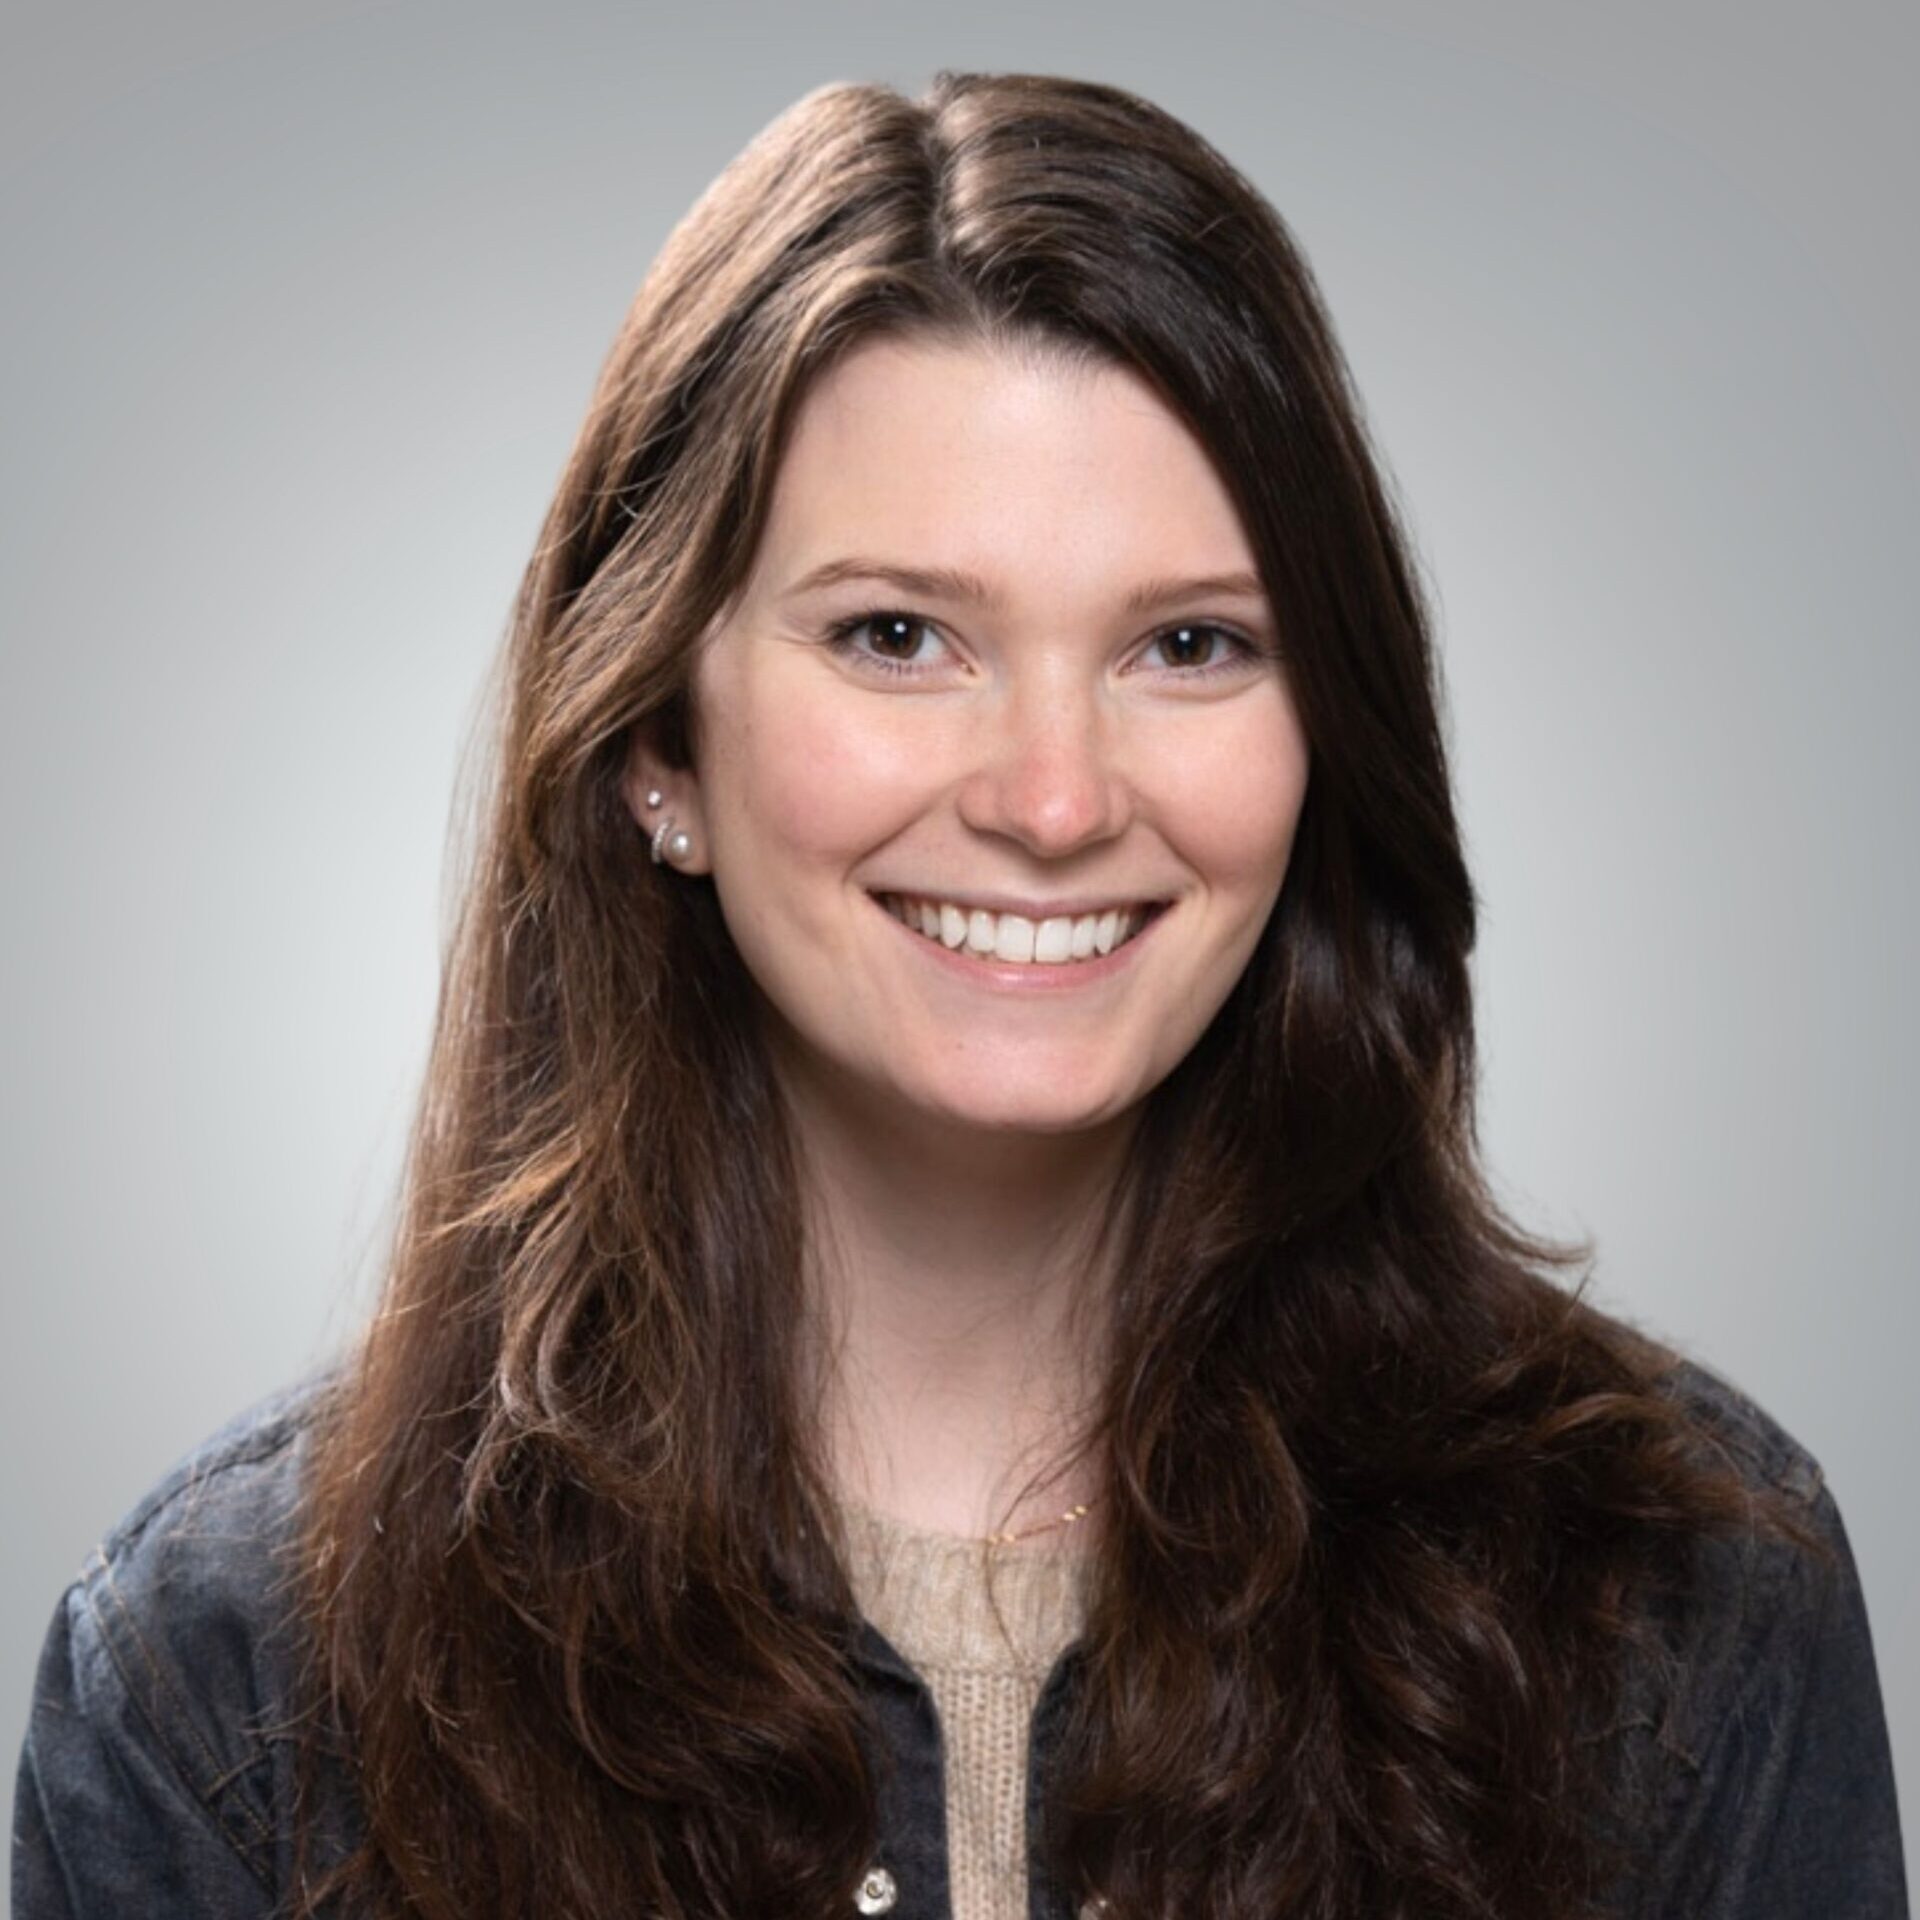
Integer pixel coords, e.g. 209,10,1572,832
854,1864,898,1914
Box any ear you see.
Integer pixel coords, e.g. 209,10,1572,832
619,722,713,875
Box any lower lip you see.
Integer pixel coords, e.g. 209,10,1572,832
867,894,1167,991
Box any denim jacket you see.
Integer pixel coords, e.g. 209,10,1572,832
12,1359,1910,1919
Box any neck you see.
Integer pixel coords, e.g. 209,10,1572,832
787,1072,1131,1543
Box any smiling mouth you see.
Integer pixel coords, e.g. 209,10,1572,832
870,892,1169,968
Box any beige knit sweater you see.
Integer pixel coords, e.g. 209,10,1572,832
838,1498,1092,1920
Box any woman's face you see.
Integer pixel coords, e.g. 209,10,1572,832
625,335,1311,1144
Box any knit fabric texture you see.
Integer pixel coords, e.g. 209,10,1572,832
838,1498,1092,1920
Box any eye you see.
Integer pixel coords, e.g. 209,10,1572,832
821,610,952,677
1139,622,1262,677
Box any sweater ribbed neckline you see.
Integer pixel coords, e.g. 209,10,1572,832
834,1495,1092,1677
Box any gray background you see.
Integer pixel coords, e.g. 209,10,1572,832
5,0,1913,1893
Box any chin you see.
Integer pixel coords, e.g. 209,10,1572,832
912,1078,1139,1139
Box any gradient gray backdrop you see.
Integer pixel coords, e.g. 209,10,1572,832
5,0,1914,1896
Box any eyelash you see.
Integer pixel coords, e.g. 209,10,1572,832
820,609,1267,681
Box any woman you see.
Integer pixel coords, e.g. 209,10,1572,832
13,69,1906,1920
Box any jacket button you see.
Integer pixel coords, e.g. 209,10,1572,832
854,1864,898,1914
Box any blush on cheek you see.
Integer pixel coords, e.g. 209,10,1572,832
1213,753,1309,886
743,690,940,858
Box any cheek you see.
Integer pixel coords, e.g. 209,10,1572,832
1161,699,1311,901
1241,754,1312,891
712,675,931,866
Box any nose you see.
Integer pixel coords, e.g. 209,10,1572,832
953,673,1132,857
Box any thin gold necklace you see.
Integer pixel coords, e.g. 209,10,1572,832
981,1497,1097,1548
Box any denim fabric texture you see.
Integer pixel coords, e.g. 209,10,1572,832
12,1358,1909,1919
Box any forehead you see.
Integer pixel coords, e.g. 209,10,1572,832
742,334,1259,604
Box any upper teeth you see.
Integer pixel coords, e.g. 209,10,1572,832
877,894,1155,965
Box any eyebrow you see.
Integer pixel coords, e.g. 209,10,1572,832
785,556,1270,618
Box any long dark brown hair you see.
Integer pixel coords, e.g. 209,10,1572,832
288,70,1772,1919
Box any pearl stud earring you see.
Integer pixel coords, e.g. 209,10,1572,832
650,816,693,866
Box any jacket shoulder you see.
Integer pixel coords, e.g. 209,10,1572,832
1653,1352,1826,1505
14,1364,349,1913
93,1364,341,1577
1636,1351,1842,1730
81,1364,344,1740
1605,1352,1908,1917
